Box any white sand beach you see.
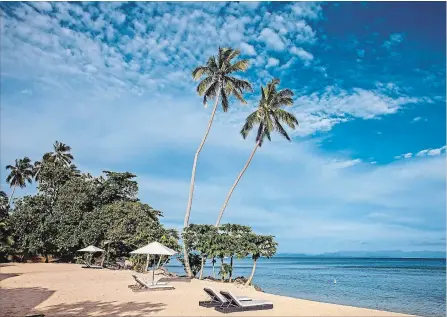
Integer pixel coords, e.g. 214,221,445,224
0,263,415,317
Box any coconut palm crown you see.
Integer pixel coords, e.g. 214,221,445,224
5,157,34,203
43,141,74,166
192,47,253,110
240,78,298,145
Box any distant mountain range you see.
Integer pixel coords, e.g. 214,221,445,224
277,250,446,259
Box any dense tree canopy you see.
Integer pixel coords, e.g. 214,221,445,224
3,141,179,266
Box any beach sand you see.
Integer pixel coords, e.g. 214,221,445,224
0,263,414,317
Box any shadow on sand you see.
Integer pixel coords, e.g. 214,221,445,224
39,300,166,316
0,272,21,282
0,286,55,317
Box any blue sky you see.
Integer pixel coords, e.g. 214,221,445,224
0,2,445,253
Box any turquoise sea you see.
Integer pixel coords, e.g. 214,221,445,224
166,256,446,317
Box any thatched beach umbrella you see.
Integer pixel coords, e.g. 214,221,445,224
130,242,177,285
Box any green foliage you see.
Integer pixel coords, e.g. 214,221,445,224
0,191,13,261
241,78,298,146
192,47,253,110
183,224,218,255
37,160,77,199
43,141,74,166
5,156,34,201
218,263,232,280
4,141,178,266
97,171,139,205
10,195,57,261
245,234,278,260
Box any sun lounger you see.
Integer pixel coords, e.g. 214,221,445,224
199,287,251,308
214,290,273,313
129,274,174,292
158,276,192,283
81,262,103,269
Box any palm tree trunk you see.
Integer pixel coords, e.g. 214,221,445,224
220,257,224,281
199,255,205,280
183,90,221,277
245,258,257,286
229,256,233,282
215,139,261,226
8,184,16,205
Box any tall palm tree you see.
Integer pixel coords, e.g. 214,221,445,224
182,47,252,277
215,79,298,226
43,141,74,166
5,157,34,204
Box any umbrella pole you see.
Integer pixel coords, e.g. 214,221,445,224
146,254,150,274
152,262,155,286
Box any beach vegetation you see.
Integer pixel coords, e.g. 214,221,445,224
3,141,179,266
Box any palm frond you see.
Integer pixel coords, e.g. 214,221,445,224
275,108,299,129
197,76,215,96
192,66,212,80
207,56,218,72
273,116,291,141
226,59,249,73
221,88,229,112
203,81,220,106
240,111,259,139
225,48,241,63
225,77,253,93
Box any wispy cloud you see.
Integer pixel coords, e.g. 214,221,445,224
1,2,445,253
395,146,446,160
383,33,404,50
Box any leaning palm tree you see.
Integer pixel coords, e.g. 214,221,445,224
5,157,34,204
43,141,74,166
182,47,253,277
215,79,298,226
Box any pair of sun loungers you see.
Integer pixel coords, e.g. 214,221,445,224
199,287,273,313
129,274,175,291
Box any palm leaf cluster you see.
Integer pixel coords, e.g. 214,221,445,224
6,157,34,189
192,47,253,110
241,79,299,146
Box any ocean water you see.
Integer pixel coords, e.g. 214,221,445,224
165,256,446,317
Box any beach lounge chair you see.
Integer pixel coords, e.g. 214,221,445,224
199,287,251,308
129,274,175,292
81,262,103,269
214,290,273,313
158,276,192,283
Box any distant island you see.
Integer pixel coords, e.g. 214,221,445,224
277,250,446,259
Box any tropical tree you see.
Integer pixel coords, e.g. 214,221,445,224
182,47,253,277
5,157,34,204
43,141,74,166
219,224,252,282
216,79,298,226
0,190,13,261
182,224,218,279
10,195,56,262
245,234,277,286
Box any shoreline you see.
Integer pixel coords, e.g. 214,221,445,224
1,263,416,317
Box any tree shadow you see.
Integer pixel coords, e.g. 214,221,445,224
39,300,166,316
0,272,21,281
0,287,55,317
